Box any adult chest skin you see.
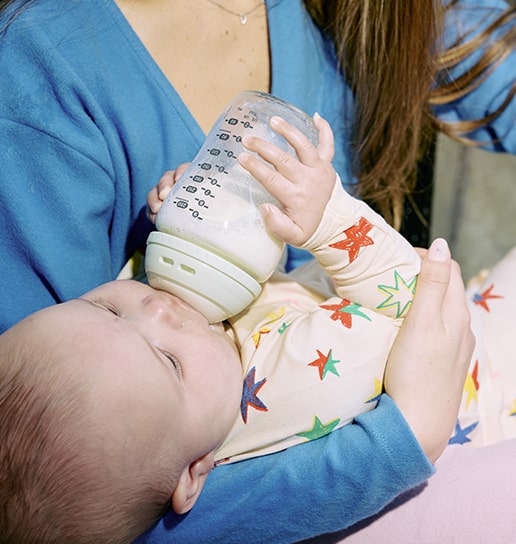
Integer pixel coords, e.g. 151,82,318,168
115,0,271,133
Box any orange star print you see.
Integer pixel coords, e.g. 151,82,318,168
472,284,503,312
329,217,374,263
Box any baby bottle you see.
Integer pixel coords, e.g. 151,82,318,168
145,91,318,322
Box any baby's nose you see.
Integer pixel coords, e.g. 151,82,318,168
140,293,183,328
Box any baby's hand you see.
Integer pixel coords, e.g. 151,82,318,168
146,163,190,224
238,113,336,247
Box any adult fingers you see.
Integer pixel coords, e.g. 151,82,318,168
410,238,452,318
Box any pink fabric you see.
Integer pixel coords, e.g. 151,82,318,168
304,438,516,543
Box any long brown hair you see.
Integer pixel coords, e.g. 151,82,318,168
306,0,516,228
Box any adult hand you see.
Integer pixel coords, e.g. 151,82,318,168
384,238,475,463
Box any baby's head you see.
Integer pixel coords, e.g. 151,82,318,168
0,280,242,543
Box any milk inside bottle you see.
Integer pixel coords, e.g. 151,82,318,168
145,91,318,322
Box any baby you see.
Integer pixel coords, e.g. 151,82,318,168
1,114,514,544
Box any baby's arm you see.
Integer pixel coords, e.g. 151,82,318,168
303,184,421,319
239,116,421,319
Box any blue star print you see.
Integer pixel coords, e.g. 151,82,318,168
241,366,268,423
448,420,479,445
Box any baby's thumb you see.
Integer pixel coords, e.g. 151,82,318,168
412,238,452,315
259,203,300,245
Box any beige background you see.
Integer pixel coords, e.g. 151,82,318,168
431,135,516,281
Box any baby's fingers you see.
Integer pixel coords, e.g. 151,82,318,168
147,165,190,223
156,170,178,199
260,203,304,245
238,149,290,201
175,162,190,181
268,116,320,167
147,184,161,219
313,113,334,163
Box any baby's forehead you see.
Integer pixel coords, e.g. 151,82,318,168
10,302,111,380
17,298,170,397
1,302,149,454
0,311,94,415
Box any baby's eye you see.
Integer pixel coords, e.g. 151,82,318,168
104,304,121,316
90,298,121,317
161,350,183,379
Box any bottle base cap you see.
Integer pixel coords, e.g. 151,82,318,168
145,231,261,322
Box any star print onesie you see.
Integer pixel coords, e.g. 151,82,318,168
216,179,421,464
216,179,516,465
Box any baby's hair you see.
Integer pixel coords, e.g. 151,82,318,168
0,328,174,544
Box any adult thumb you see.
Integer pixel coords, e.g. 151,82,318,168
411,238,452,315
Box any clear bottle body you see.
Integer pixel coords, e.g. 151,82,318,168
146,92,318,321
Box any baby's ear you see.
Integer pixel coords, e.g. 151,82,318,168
171,451,215,514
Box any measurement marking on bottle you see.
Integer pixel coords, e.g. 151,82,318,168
201,188,215,197
188,209,202,220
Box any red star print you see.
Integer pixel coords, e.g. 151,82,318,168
473,284,503,312
308,350,329,380
329,217,374,263
320,298,370,329
320,299,353,328
308,349,340,380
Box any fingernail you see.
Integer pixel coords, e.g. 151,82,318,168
428,238,450,262
238,151,250,163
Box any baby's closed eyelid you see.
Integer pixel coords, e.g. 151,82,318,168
160,349,183,380
87,297,121,317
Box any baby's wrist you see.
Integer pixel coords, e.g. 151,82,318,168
301,175,361,252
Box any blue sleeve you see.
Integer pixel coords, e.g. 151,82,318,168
135,395,434,544
0,4,159,333
0,75,117,332
435,0,516,153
